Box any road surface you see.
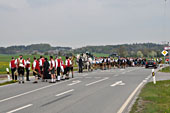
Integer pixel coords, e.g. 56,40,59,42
0,67,154,113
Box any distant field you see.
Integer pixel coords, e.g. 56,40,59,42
0,54,67,74
92,53,109,57
0,53,109,74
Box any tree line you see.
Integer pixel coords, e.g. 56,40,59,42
74,43,167,58
0,44,72,54
0,43,167,58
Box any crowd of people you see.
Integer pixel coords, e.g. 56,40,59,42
9,54,162,84
9,55,74,84
90,57,162,70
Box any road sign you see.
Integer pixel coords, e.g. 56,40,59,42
162,50,168,56
164,46,170,50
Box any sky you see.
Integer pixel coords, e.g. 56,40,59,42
0,0,170,48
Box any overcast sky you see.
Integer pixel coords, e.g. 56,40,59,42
0,0,170,48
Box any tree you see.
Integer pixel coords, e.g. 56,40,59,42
137,51,144,58
117,46,128,57
149,51,157,58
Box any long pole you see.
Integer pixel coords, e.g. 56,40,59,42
169,42,170,70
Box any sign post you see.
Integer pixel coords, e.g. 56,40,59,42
164,46,170,70
152,69,156,84
162,50,168,64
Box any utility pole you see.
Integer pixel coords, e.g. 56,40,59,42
168,42,170,70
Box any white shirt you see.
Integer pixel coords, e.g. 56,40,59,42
55,59,62,68
39,59,43,66
15,58,25,68
33,60,37,69
65,60,72,66
26,60,31,70
49,60,55,68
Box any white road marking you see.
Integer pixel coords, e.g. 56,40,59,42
119,83,125,85
110,81,125,87
75,77,83,78
0,78,77,103
121,72,126,74
143,80,147,83
94,77,101,79
114,74,119,76
85,77,92,79
68,80,81,86
82,74,88,76
117,77,148,113
56,89,74,97
6,104,33,113
85,77,109,86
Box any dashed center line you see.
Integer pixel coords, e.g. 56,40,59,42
85,77,109,86
85,77,92,79
114,74,119,76
0,77,77,103
6,104,33,113
56,89,74,97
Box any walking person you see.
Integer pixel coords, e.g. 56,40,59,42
49,56,56,83
15,55,25,84
39,56,45,81
79,57,83,73
26,58,31,81
43,58,49,82
9,57,17,81
65,56,71,79
32,57,40,83
55,56,62,81
60,57,66,80
70,57,74,78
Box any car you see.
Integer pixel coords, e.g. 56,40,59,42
145,60,157,69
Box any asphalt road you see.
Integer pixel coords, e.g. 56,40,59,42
0,67,155,113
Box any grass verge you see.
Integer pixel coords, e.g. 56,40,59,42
0,80,17,86
130,80,170,113
159,66,170,73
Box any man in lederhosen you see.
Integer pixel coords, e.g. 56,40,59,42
49,56,56,83
65,56,71,79
32,57,40,83
39,56,45,81
55,56,62,81
15,55,25,84
25,58,31,81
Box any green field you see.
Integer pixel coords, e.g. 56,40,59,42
0,54,67,74
130,80,170,113
0,53,109,74
92,53,109,57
